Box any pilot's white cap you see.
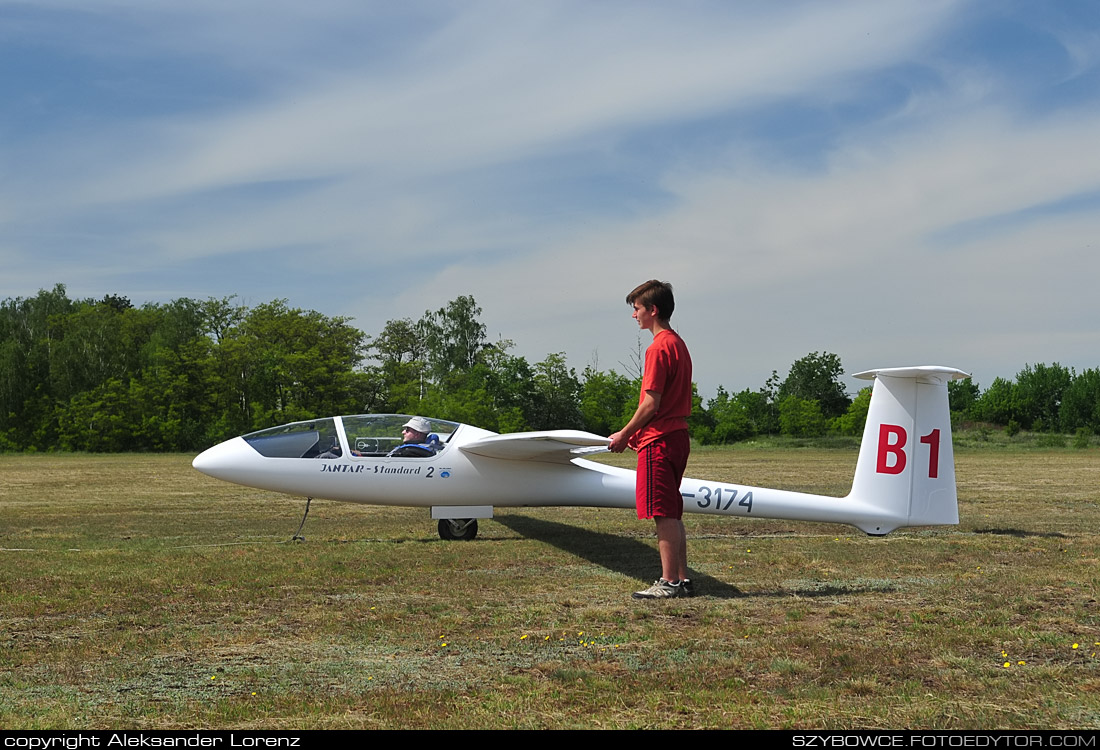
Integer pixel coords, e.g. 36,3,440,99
403,416,432,434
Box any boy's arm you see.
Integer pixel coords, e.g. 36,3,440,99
608,390,662,453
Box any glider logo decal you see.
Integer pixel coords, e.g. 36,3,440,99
374,465,422,475
319,464,366,473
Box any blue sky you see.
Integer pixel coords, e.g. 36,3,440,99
2,0,1099,400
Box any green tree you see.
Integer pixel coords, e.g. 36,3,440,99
698,385,781,444
975,377,1015,425
235,300,370,429
476,342,538,431
421,295,487,384
833,387,872,436
702,387,752,444
777,352,850,419
417,379,500,430
1060,368,1100,433
0,284,77,448
1014,363,1072,430
778,395,827,437
48,300,133,400
370,317,430,412
528,353,583,430
199,296,245,345
948,378,980,421
579,367,635,435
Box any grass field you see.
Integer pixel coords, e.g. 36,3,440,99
1,445,1098,729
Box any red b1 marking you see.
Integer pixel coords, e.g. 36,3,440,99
876,424,941,478
877,424,907,474
920,428,940,478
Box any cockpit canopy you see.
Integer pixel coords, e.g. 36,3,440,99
242,415,460,459
243,418,341,458
342,415,457,456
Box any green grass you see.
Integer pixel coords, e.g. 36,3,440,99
1,448,1098,729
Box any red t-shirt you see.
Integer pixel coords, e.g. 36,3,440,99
629,329,692,450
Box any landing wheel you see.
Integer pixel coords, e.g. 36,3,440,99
438,518,478,541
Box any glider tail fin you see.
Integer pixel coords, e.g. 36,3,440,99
847,366,970,535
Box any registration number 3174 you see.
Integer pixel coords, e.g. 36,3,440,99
695,486,753,513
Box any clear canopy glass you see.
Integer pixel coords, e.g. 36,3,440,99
242,415,459,458
341,415,458,457
243,418,340,459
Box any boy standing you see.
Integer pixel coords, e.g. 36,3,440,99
609,280,693,599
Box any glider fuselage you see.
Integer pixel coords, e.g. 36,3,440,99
193,367,968,538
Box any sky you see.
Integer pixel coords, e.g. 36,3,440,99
2,0,1099,400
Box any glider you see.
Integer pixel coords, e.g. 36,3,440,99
192,365,968,540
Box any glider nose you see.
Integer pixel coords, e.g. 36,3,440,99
192,437,256,482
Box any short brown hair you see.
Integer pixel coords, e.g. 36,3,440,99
626,280,675,320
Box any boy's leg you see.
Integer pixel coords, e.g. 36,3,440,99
636,431,690,595
678,519,687,581
655,516,683,582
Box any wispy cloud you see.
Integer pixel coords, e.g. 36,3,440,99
1,0,1098,394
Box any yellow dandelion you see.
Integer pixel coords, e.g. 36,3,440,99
1003,662,1010,668
1018,661,1025,665
1073,643,1079,649
210,676,216,681
520,634,528,640
545,636,550,641
251,692,256,696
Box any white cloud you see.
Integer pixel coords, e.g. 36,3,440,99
386,100,1100,395
16,1,957,208
3,0,1098,398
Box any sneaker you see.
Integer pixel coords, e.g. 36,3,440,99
632,579,686,599
682,578,695,597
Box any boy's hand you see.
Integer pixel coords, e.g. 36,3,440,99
608,432,629,453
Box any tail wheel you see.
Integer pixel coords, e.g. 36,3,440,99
438,518,478,541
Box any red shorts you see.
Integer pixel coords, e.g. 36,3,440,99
635,430,690,520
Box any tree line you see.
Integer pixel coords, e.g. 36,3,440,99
1,285,1096,452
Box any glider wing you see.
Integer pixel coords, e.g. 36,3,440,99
459,430,610,463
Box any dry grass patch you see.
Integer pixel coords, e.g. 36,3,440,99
1,448,1098,728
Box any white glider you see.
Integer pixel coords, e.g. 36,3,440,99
193,365,968,540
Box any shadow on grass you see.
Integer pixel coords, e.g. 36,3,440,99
306,515,904,600
493,513,748,597
972,528,1068,539
493,514,891,600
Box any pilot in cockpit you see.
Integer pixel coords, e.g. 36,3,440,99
387,416,443,457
